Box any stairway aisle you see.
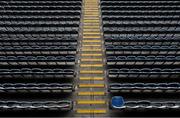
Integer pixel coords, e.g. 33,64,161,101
75,0,107,117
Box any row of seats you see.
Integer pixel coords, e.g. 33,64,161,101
0,56,76,66
107,56,180,66
106,45,180,55
101,1,180,5
0,46,77,51
0,1,82,6
0,68,75,79
103,16,180,21
109,83,180,93
0,100,72,111
108,68,180,79
0,6,82,10
102,6,180,10
0,21,80,26
104,34,180,41
0,83,73,92
111,97,180,110
0,16,80,21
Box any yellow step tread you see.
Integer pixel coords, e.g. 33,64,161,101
83,20,99,22
79,84,105,88
81,53,102,56
79,77,104,80
82,44,101,47
82,49,102,52
81,58,102,62
78,91,105,96
83,32,101,35
76,109,107,114
84,15,99,17
82,38,101,41
84,11,99,12
84,23,100,25
83,28,100,30
80,70,103,74
84,26,100,29
80,64,103,67
77,100,106,105
84,13,99,16
84,10,99,12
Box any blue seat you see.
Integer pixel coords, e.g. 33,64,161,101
111,96,125,109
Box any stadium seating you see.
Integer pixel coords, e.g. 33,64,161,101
101,0,180,111
0,0,82,112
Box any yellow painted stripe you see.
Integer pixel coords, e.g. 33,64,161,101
83,32,101,35
83,44,101,47
84,26,100,29
84,11,99,13
79,84,105,88
84,15,99,17
80,70,103,74
77,109,107,114
81,53,102,56
85,4,98,5
82,49,102,52
83,36,101,39
84,22,100,25
81,58,102,62
77,100,106,105
84,20,99,23
84,7,98,9
85,13,99,15
79,77,104,80
83,29,100,32
80,64,103,67
78,91,105,96
82,40,101,43
84,10,99,12
83,17,100,21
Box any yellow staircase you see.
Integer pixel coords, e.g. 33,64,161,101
75,0,107,116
